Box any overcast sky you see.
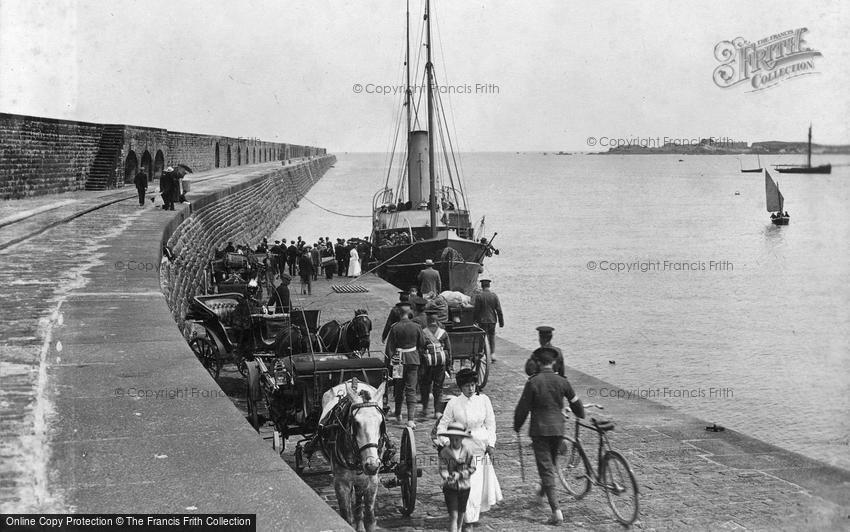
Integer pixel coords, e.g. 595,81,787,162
1,0,848,152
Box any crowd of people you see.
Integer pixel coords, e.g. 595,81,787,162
217,235,373,296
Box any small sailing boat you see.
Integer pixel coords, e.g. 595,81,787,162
774,124,831,174
765,170,789,225
370,0,494,294
740,154,762,173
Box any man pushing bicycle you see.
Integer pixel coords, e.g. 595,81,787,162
513,346,585,525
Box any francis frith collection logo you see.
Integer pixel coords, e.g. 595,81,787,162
713,27,821,92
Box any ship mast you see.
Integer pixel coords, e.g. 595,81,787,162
425,0,437,237
405,0,411,144
807,123,812,168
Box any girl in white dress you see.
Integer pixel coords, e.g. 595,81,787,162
347,247,361,277
437,368,503,527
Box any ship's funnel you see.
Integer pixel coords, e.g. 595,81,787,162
407,130,430,205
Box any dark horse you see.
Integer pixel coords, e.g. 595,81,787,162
317,309,372,355
273,324,312,357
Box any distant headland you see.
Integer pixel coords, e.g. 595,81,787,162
590,137,850,155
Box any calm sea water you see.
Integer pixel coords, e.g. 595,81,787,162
273,152,850,471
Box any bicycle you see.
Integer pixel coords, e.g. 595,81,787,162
558,403,639,525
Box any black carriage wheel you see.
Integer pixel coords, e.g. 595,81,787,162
398,426,417,516
474,335,491,389
189,337,220,380
246,381,259,432
235,356,249,378
294,444,305,475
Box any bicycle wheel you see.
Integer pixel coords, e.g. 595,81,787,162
600,450,639,525
557,436,591,499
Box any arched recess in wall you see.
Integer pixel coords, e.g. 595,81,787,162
124,150,138,184
215,142,220,168
226,145,232,166
141,150,153,181
153,150,165,181
237,146,241,165
253,147,256,163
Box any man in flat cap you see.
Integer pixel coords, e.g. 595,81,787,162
472,278,504,362
410,295,429,329
525,326,565,377
382,291,411,342
417,259,442,296
514,346,585,525
385,301,425,427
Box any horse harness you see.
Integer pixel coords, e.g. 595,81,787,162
323,395,389,472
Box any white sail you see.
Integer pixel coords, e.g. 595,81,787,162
765,170,784,212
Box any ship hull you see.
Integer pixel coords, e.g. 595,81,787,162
375,238,488,294
771,216,790,225
775,164,831,174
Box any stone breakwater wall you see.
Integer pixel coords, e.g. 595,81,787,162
0,113,103,197
160,155,336,329
0,111,327,198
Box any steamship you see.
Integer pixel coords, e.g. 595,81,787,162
370,0,493,295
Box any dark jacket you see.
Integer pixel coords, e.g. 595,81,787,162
473,289,504,326
417,267,442,295
286,245,298,261
382,303,406,342
514,367,584,437
133,171,148,189
524,343,565,377
267,283,291,312
385,319,425,365
298,254,314,280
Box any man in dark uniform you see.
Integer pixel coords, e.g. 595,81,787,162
269,240,285,276
514,347,585,525
410,295,429,329
382,291,410,342
286,241,298,276
524,326,565,377
336,239,348,276
417,259,442,296
232,280,263,360
266,273,292,313
133,166,148,206
385,301,425,428
472,278,504,362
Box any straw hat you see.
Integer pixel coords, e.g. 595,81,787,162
439,422,471,439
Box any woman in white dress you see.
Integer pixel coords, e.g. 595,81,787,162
437,368,503,528
347,247,361,277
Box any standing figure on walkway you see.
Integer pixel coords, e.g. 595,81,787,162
298,248,315,295
420,312,451,419
437,368,503,527
267,273,291,313
384,301,424,427
336,239,348,276
286,241,298,276
418,259,442,296
133,166,148,207
160,167,175,210
310,245,321,281
524,326,565,377
382,291,410,342
439,423,476,532
348,245,361,277
472,279,504,363
514,346,585,525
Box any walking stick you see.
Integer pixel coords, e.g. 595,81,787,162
516,432,526,482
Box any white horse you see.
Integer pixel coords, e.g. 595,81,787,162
318,379,387,532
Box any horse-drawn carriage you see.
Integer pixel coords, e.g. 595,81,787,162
246,352,420,522
184,293,320,379
206,251,274,298
444,305,492,389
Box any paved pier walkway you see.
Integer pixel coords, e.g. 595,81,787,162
0,161,351,531
241,273,850,531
